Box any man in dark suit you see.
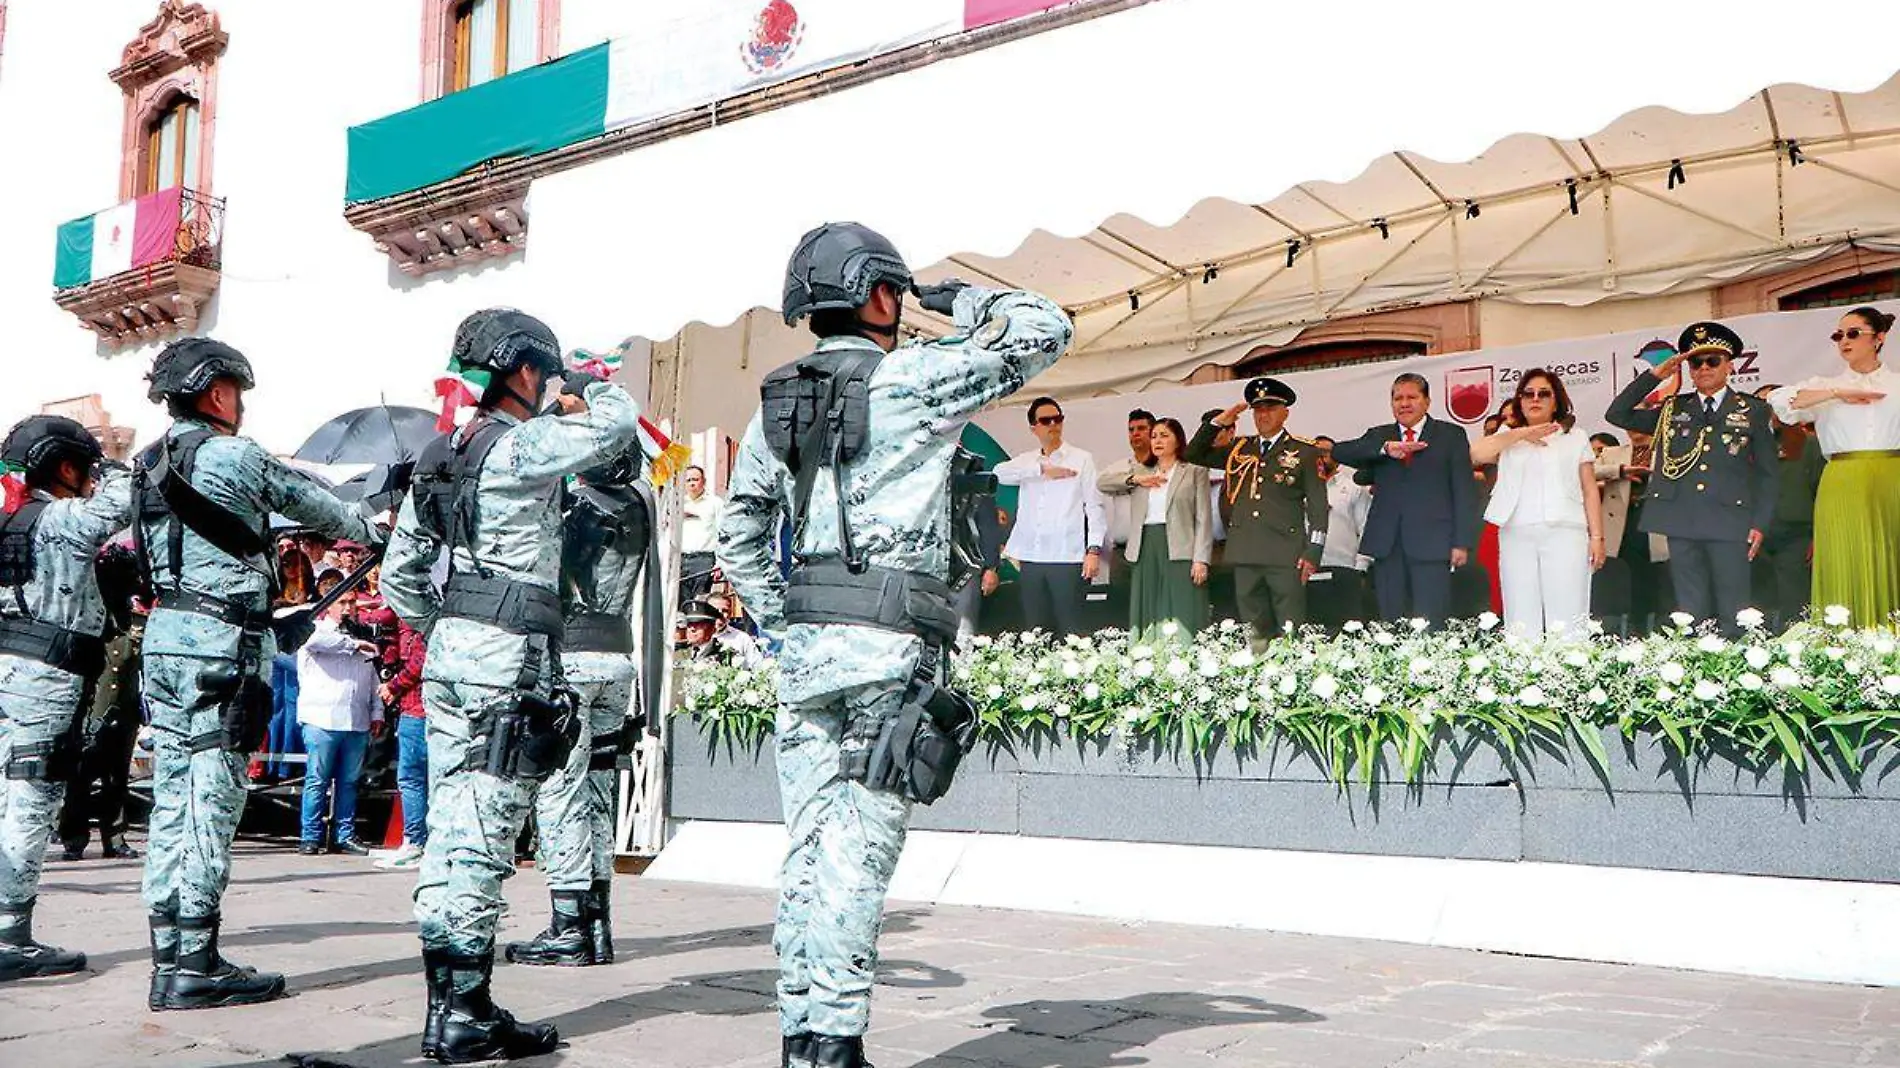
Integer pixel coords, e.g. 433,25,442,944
1332,373,1477,627
1185,377,1328,638
1606,321,1778,635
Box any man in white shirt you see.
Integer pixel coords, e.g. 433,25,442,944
1308,436,1373,628
995,397,1105,637
294,595,383,856
678,465,724,608
1094,409,1156,621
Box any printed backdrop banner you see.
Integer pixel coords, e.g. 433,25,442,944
604,0,963,132
973,301,1900,461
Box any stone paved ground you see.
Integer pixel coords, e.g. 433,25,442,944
4,837,1899,1068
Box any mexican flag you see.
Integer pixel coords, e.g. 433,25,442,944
53,188,184,289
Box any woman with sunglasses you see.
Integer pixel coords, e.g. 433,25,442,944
1469,369,1606,638
1769,306,1900,628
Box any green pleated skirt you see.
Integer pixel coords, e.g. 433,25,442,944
1129,524,1208,637
1812,451,1900,629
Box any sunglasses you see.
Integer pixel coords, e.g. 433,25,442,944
1034,414,1065,427
1831,327,1880,343
1687,355,1727,369
1519,388,1555,401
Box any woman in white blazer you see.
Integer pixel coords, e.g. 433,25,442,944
1469,369,1607,638
1101,418,1213,635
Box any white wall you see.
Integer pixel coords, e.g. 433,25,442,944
0,0,643,456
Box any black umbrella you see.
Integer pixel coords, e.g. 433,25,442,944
333,462,414,515
294,405,440,466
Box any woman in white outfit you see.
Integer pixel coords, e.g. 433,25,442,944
1469,369,1606,637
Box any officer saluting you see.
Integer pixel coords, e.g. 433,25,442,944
382,310,644,1063
0,417,133,984
136,339,379,1010
718,223,1071,1068
1184,377,1327,638
1606,321,1778,634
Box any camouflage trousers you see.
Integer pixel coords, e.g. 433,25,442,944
774,681,912,1039
139,653,251,958
0,657,84,933
530,660,633,891
414,679,534,956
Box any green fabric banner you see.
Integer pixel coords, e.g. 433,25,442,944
53,216,96,290
345,43,611,205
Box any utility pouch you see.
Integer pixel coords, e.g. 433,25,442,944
863,681,979,805
484,689,581,782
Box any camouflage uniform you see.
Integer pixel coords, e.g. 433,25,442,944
0,471,135,939
532,493,645,893
380,382,641,958
718,285,1071,1040
139,419,375,966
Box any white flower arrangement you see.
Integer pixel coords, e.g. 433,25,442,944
673,608,1900,785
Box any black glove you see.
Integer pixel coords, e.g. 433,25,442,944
912,280,970,316
560,364,607,399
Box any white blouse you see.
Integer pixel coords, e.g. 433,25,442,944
1143,466,1176,524
1769,364,1900,456
1483,428,1594,529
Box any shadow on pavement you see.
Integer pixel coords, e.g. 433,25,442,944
911,993,1325,1068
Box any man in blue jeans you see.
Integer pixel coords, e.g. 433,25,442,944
295,594,382,855
375,619,428,869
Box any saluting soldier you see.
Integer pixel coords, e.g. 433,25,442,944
1184,377,1328,638
1607,321,1778,635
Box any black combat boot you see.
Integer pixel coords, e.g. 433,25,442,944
148,909,176,1010
427,949,561,1064
586,879,614,964
420,948,455,1061
157,913,287,1009
782,1031,816,1067
0,900,87,982
811,1034,872,1068
503,889,594,966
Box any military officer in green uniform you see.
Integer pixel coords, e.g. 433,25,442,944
1607,321,1778,636
1185,377,1328,638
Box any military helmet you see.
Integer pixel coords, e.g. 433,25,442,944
147,338,255,402
2,415,104,484
782,222,915,325
450,308,564,378
580,445,644,488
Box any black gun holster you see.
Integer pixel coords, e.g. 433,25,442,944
859,647,978,806
194,632,271,756
484,688,582,783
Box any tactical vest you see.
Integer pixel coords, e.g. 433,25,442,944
411,416,562,639
0,499,106,677
133,429,276,629
560,483,652,655
761,348,967,646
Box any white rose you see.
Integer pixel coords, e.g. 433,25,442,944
1374,632,1397,647
1337,655,1358,672
986,684,1004,699
1134,661,1155,679
1132,644,1154,661
1883,676,1900,696
1478,612,1500,631
1659,662,1686,684
1343,620,1364,634
1228,650,1256,670
1161,620,1181,637
1587,686,1609,705
1232,695,1250,712
1847,658,1865,675
1563,651,1589,669
1054,703,1071,718
972,635,992,648
1736,607,1766,630
1020,693,1040,711
1657,686,1676,701
1166,659,1190,678
1311,674,1339,701
1670,612,1695,628
1409,657,1434,675
1195,686,1215,704
1769,666,1801,688
1518,685,1547,707
1692,680,1723,702
1876,638,1896,656
1783,641,1805,660
1744,647,1771,670
1826,647,1847,662
1468,656,1492,674
1697,636,1728,654
1474,685,1498,704
1738,673,1764,692
1062,659,1083,679
1199,657,1221,678
1083,682,1102,700
1410,618,1430,632
1278,674,1299,696
1362,684,1387,706
1824,605,1853,628
1615,645,1643,665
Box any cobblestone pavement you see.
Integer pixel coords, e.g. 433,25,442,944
2,838,1897,1067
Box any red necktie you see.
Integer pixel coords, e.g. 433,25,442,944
1401,426,1416,465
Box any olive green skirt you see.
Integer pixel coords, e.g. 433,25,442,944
1129,524,1208,636
1812,450,1900,629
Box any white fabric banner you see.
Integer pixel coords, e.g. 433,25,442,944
974,302,1900,461
90,200,138,280
604,0,962,132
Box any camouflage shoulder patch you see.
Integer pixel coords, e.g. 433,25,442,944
972,313,1012,349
